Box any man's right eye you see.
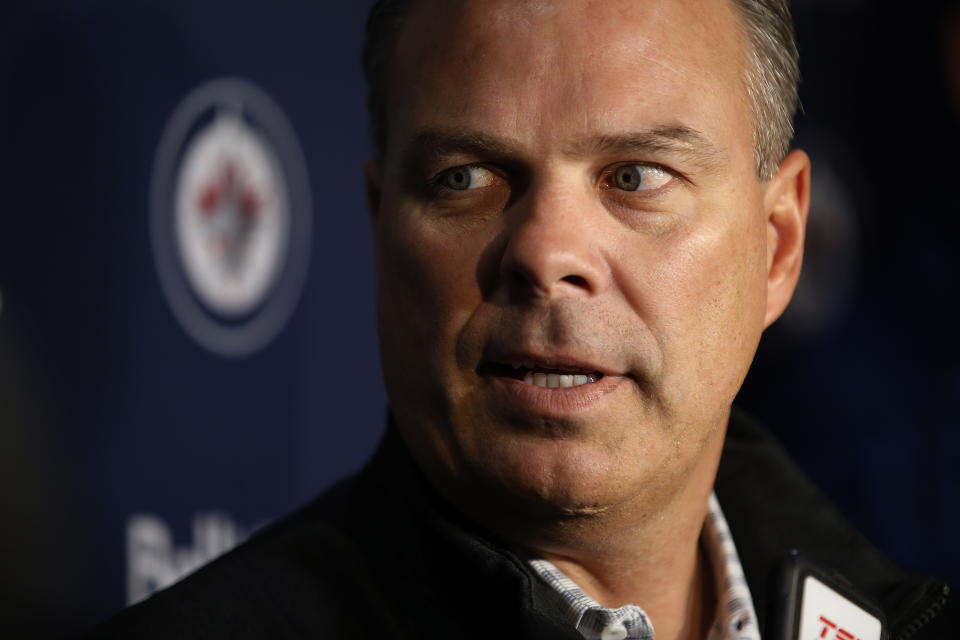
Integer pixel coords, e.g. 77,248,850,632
434,165,501,191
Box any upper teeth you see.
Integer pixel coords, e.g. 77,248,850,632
523,372,596,388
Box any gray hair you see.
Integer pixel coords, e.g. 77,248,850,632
362,0,800,179
731,0,800,179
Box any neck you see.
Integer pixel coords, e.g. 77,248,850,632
474,437,725,640
534,483,716,640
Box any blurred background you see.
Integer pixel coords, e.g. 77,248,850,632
1,0,957,637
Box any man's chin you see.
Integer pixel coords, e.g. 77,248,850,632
456,432,647,521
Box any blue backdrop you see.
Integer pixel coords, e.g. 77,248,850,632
1,1,957,637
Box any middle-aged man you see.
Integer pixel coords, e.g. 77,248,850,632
93,0,957,638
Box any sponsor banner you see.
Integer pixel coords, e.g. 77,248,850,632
126,511,267,605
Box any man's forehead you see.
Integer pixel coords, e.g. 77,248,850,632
400,126,728,175
398,0,742,55
386,0,752,167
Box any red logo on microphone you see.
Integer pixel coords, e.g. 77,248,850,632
817,615,860,640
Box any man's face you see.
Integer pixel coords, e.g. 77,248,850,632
370,0,795,524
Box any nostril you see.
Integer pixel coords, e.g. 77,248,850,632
562,275,589,288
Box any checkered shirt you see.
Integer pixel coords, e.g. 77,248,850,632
528,493,760,640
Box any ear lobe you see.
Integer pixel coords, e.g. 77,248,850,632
365,158,383,220
763,149,811,328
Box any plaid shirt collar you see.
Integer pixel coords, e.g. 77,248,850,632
528,493,761,640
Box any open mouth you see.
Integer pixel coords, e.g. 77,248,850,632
478,362,605,388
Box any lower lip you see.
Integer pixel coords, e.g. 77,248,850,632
487,374,628,416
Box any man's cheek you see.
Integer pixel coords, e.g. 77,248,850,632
681,233,766,397
378,220,479,345
645,227,757,372
406,223,485,303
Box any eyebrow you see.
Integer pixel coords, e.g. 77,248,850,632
402,130,518,166
576,126,725,168
401,125,725,172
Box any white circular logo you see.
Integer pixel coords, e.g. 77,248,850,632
150,78,311,357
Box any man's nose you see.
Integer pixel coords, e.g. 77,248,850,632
497,183,611,300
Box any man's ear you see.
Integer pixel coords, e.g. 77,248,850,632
763,149,811,328
365,158,383,220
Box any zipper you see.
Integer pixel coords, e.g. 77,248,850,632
894,584,950,640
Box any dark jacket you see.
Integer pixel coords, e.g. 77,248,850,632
91,411,956,639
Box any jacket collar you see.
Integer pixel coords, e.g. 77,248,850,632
716,408,949,638
356,410,949,638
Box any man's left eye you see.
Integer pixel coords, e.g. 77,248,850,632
607,164,673,192
436,165,501,191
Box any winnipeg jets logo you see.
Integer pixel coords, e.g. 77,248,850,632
175,112,288,317
151,78,312,357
